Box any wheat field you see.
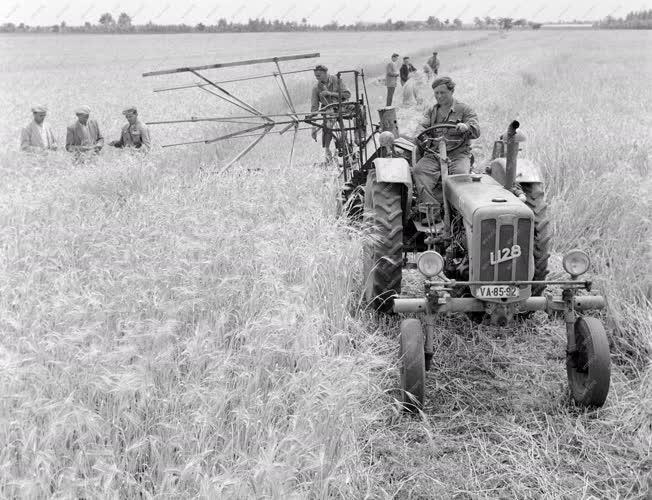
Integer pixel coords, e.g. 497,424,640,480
0,29,650,498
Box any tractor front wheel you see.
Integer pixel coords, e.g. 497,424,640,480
567,317,611,407
399,319,426,412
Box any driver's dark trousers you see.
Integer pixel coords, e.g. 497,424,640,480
413,151,471,209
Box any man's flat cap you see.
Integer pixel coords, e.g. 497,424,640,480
122,106,137,115
75,105,91,115
32,105,48,113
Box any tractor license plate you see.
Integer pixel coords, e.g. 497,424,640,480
477,285,518,298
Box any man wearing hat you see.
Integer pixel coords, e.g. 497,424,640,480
309,64,351,163
108,107,151,152
385,53,400,106
65,105,104,154
426,52,440,81
412,76,480,222
20,106,57,151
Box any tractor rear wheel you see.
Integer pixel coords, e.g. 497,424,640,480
363,169,403,313
399,319,425,412
522,182,550,296
567,317,611,407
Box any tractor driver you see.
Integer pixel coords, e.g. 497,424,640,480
412,76,480,222
309,64,351,164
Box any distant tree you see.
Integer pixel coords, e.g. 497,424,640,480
484,16,494,27
51,24,59,32
513,18,527,27
99,13,115,30
1,22,16,32
444,18,450,26
453,18,462,28
394,20,406,30
473,17,484,28
595,9,652,28
117,12,132,30
498,17,513,30
529,22,542,30
196,22,205,31
84,21,91,30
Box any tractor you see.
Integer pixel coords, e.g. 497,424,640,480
142,55,611,412
353,114,611,411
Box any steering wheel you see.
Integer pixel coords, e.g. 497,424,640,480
416,123,465,153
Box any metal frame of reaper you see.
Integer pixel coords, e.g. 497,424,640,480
143,53,378,180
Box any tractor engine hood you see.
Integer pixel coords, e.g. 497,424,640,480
444,174,527,222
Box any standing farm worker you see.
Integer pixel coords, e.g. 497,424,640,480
399,56,417,86
20,105,57,151
426,52,440,80
385,53,400,106
412,76,480,222
65,105,104,154
109,107,151,152
309,64,351,163
401,70,422,106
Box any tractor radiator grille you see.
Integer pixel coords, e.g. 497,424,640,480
479,218,531,281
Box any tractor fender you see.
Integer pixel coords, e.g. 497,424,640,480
489,157,544,184
373,157,413,185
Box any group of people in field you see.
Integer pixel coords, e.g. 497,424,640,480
20,105,151,158
23,53,478,225
385,51,440,106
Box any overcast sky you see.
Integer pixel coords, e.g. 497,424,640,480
3,0,651,26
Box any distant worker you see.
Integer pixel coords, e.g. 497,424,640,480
109,106,151,152
401,71,422,107
385,53,400,106
399,56,417,86
426,51,440,80
412,76,480,222
65,105,104,154
20,105,57,152
309,64,351,163
423,63,432,80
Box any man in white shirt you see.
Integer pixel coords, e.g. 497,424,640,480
385,53,400,106
20,105,57,152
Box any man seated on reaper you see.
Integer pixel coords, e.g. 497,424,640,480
308,64,351,163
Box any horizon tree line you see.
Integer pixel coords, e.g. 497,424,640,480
2,10,650,34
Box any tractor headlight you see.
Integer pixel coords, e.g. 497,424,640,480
417,251,444,278
563,249,591,277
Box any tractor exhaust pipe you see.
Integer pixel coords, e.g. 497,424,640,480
503,120,524,191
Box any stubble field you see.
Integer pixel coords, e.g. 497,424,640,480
0,30,650,498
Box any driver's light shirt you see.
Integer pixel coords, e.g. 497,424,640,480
311,75,352,112
416,99,480,153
